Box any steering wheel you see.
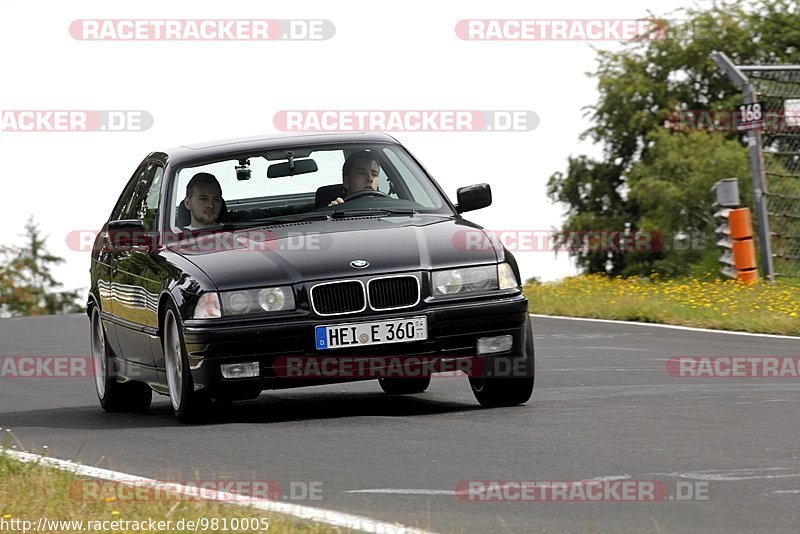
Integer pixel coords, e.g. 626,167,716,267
343,189,390,202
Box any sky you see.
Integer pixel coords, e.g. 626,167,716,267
0,0,704,296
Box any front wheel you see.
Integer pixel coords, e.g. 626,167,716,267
379,376,431,394
90,307,152,412
469,318,535,408
163,306,210,423
469,376,533,408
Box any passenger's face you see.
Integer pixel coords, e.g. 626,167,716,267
184,184,222,228
343,159,380,195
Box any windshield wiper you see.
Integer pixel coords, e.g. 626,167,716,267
331,208,417,219
262,213,332,224
228,213,332,229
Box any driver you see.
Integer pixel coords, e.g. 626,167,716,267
328,151,381,206
183,172,223,229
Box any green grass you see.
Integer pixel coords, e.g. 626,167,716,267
0,445,339,534
525,274,800,336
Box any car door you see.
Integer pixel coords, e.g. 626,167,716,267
95,162,148,358
109,161,165,368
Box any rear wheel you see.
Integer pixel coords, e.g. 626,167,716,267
469,318,535,408
379,376,431,395
90,307,152,412
163,305,210,423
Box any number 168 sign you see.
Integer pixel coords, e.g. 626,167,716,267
737,102,765,131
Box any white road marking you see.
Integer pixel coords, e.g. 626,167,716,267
347,489,460,495
534,332,652,340
347,476,633,496
652,467,800,482
733,399,789,404
531,314,800,340
536,346,653,351
543,368,662,372
3,449,434,534
581,475,632,482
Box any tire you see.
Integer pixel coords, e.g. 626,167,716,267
469,318,535,408
163,305,211,423
90,306,152,413
379,376,431,395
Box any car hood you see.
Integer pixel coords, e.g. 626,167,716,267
168,216,501,291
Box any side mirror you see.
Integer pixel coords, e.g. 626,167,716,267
107,219,150,251
456,183,492,213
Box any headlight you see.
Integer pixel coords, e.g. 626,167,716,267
498,262,519,289
193,292,221,319
432,265,498,296
258,287,289,312
433,269,464,295
220,286,295,316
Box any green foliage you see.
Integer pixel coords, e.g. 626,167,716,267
0,217,82,316
625,129,751,276
548,0,800,276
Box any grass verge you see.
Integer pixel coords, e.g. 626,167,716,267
0,446,337,534
524,274,800,336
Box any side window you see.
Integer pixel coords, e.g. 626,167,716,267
110,163,148,221
382,148,434,205
123,162,164,232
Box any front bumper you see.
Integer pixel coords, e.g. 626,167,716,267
181,293,530,397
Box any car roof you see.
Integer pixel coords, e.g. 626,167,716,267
158,132,402,167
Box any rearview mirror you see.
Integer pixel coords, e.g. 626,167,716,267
456,183,492,213
267,159,318,178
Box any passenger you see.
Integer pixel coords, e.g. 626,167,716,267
328,151,381,206
183,172,223,229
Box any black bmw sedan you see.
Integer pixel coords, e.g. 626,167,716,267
88,132,534,422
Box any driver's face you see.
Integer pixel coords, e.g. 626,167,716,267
343,159,380,195
184,183,222,228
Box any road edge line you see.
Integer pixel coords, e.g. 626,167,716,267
529,314,800,340
1,449,434,534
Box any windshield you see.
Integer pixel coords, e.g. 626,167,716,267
169,143,452,231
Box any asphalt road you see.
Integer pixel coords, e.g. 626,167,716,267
2,314,800,533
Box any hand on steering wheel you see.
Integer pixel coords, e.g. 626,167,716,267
343,189,389,202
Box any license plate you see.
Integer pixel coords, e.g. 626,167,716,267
315,317,428,350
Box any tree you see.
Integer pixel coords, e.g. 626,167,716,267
0,217,82,316
548,0,800,276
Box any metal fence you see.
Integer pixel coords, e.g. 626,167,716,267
746,68,800,279
714,53,800,280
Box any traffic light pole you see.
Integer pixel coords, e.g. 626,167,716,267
711,52,776,282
